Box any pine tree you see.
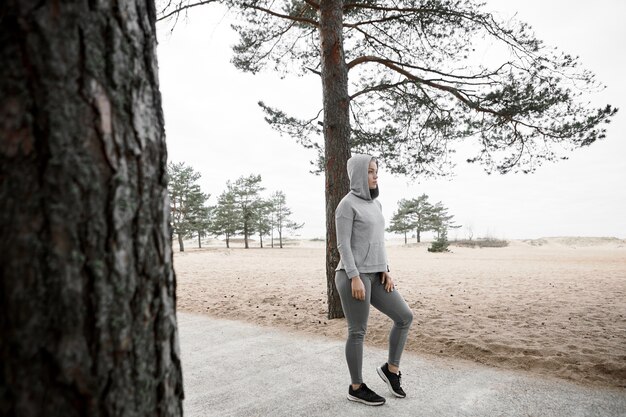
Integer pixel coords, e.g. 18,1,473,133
387,199,414,245
428,202,461,239
209,187,241,248
427,202,461,252
231,174,265,249
1,2,183,413
404,194,434,243
256,198,274,248
428,228,450,253
271,191,304,249
167,162,210,252
193,203,213,249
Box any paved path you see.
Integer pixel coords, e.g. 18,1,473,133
178,312,626,417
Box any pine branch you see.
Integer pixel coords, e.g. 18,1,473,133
343,4,433,13
348,55,502,116
343,3,541,59
302,0,320,9
350,79,414,100
242,3,319,27
344,13,419,28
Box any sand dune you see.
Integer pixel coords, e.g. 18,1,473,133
522,236,626,247
174,237,626,388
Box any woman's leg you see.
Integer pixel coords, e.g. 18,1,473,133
369,275,414,368
334,270,372,385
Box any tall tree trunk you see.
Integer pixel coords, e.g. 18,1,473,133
279,229,283,249
404,231,407,245
198,231,202,248
226,234,230,248
259,232,263,248
0,1,183,416
178,233,185,252
244,224,249,249
320,0,351,319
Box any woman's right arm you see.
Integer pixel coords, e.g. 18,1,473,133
335,205,358,280
336,209,366,300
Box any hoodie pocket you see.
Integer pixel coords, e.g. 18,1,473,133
352,243,369,267
363,242,386,266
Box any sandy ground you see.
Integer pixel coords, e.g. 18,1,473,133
174,237,626,388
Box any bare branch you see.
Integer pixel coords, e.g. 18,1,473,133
157,0,218,22
306,66,321,76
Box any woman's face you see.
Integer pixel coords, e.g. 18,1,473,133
368,159,378,189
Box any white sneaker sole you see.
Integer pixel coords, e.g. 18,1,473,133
377,366,406,398
347,394,385,406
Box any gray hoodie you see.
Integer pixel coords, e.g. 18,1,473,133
335,154,389,279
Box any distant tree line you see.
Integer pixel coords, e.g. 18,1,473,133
167,162,302,251
387,194,460,249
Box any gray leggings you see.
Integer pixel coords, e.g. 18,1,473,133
335,270,414,384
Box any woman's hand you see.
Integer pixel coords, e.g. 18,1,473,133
380,272,395,292
351,276,366,300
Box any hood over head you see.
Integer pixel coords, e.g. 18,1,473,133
346,154,379,200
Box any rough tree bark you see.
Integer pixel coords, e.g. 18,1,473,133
320,0,351,319
0,1,184,416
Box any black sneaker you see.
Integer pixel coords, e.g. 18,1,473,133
377,363,406,398
347,383,386,406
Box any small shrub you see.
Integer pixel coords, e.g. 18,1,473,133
428,229,450,252
477,238,509,248
452,238,509,248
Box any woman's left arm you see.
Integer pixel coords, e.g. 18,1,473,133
376,200,394,292
380,271,395,292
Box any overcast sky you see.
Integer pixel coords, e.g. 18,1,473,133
156,0,626,240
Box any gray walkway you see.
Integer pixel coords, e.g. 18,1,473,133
178,312,626,417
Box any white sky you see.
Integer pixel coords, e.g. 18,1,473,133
156,0,626,240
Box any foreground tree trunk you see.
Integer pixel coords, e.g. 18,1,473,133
0,2,184,415
320,0,351,319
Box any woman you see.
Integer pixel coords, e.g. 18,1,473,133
334,154,414,406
